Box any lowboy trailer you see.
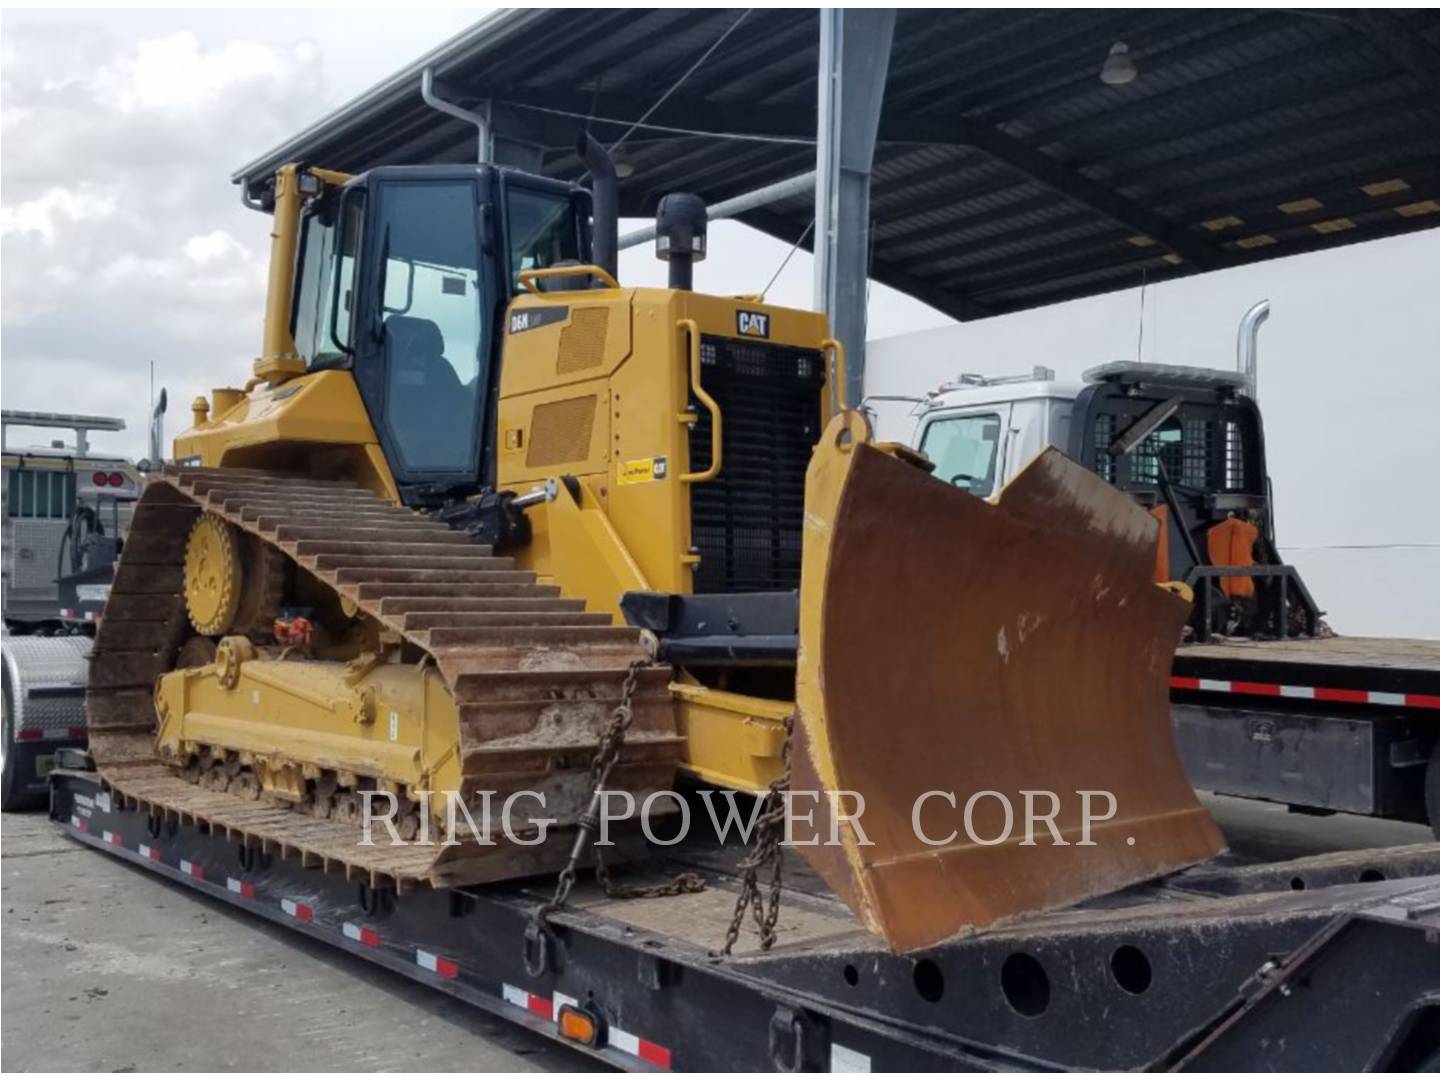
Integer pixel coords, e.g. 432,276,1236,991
49,760,1440,1071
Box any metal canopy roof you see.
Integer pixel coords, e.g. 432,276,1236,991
234,8,1440,322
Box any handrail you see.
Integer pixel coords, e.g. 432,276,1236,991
677,318,722,483
516,264,621,294
822,337,848,413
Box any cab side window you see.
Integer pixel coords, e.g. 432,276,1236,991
505,188,581,290
920,414,1003,496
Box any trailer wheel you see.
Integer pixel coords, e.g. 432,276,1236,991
1426,739,1440,842
2,665,46,811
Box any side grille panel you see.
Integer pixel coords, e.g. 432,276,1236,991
556,308,609,374
689,337,825,593
527,395,597,467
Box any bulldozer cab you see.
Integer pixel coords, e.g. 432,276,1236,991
288,166,589,497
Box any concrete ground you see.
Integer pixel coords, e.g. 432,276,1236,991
0,811,595,1072
1,797,1432,1072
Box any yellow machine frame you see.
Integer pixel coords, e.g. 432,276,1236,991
173,168,841,794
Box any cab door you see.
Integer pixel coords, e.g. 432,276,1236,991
348,172,497,495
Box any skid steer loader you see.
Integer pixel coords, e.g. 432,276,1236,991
87,136,1220,952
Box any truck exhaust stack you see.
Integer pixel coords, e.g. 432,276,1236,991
1237,298,1271,399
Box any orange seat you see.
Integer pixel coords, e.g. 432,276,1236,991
1207,516,1259,598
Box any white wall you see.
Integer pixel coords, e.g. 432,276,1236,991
866,229,1440,640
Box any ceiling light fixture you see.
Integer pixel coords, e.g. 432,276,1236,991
1101,42,1138,86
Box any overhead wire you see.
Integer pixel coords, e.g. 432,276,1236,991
760,218,816,301
607,8,755,155
509,101,813,148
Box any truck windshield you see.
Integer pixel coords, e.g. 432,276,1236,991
921,413,1002,496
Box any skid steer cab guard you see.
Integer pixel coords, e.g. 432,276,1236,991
792,412,1223,952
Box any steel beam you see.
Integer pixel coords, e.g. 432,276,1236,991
813,8,895,408
617,171,816,250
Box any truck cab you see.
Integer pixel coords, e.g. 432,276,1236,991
886,366,1082,499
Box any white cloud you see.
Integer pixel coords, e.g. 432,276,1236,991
184,229,249,265
0,185,117,241
89,32,284,113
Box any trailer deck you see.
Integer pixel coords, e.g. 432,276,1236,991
1171,636,1440,828
48,766,1440,1071
1173,635,1440,704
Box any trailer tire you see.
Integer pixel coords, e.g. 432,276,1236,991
2,665,47,812
1426,739,1440,842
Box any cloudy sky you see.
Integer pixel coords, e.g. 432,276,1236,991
3,8,1436,636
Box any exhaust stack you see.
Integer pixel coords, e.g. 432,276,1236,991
654,193,708,291
1237,299,1270,399
576,133,619,282
148,388,168,470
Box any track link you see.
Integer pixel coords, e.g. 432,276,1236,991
87,467,682,890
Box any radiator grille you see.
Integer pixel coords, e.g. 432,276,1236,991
688,336,825,593
526,395,596,467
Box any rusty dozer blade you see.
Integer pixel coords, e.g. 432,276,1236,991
792,412,1223,952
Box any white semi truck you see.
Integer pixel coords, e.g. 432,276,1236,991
866,303,1440,833
1,409,147,809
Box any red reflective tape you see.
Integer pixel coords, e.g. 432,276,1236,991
16,730,42,742
281,899,314,922
1404,693,1440,710
344,922,381,948
417,950,459,978
527,994,553,1020
637,1040,672,1069
1315,687,1368,704
68,726,87,739
1169,676,1201,691
1230,681,1281,696
226,877,255,899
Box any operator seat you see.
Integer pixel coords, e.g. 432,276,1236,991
383,315,473,470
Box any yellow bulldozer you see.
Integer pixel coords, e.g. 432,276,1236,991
87,135,1220,952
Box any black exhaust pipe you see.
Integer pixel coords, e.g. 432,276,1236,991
655,192,707,291
576,133,618,283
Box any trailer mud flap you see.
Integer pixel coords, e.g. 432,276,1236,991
792,412,1224,952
